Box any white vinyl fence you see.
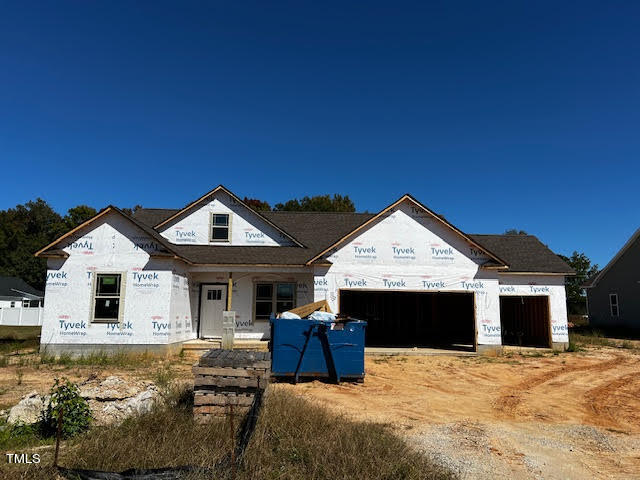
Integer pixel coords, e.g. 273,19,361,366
0,307,44,326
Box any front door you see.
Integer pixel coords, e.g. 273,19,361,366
201,285,227,338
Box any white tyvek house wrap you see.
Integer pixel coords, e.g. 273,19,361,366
40,212,178,347
169,271,196,343
312,200,504,345
190,271,314,340
498,274,569,343
159,191,295,246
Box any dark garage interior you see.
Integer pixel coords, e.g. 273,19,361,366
499,296,551,348
339,290,476,350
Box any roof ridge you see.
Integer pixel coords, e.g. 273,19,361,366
135,208,178,211
470,233,536,237
265,211,372,215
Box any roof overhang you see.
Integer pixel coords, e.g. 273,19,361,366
11,289,43,299
499,271,574,276
305,194,510,267
582,227,639,288
34,206,185,261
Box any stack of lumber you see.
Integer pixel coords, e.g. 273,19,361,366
192,349,270,423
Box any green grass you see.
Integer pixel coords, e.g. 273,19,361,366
621,340,635,350
4,389,454,480
0,327,41,362
568,328,640,350
0,419,54,452
565,341,583,352
569,329,615,347
0,326,41,341
39,350,162,368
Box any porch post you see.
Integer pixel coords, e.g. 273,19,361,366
227,272,233,310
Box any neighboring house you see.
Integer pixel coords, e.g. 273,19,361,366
583,228,640,330
0,276,44,326
35,185,573,355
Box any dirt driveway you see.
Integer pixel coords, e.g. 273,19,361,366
276,347,640,479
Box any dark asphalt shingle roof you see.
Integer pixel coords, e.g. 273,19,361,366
263,211,375,254
135,211,375,265
130,209,571,273
0,277,43,298
130,208,179,228
469,235,574,274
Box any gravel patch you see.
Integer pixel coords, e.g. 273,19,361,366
408,422,638,480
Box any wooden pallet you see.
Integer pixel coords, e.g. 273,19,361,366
193,349,270,422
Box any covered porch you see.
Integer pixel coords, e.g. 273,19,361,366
188,267,314,342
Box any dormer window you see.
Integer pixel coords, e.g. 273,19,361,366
210,213,231,242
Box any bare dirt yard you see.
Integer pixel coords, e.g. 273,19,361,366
2,337,639,479
277,347,640,479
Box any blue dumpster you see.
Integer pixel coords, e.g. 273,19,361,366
270,316,367,383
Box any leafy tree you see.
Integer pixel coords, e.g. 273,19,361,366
243,197,271,212
274,194,356,212
0,199,67,290
120,205,142,217
0,199,101,290
40,378,92,439
504,229,528,235
558,251,599,315
64,205,97,229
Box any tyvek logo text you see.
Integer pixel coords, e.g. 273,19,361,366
344,277,367,288
66,237,94,255
174,229,197,243
151,316,170,336
58,315,87,337
530,286,550,294
245,231,266,242
382,278,406,288
132,272,160,289
106,321,134,337
46,271,69,288
392,245,416,260
353,245,377,259
430,243,455,262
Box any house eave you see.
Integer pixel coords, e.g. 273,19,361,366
499,271,573,276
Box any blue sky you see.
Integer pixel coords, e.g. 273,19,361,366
1,1,638,267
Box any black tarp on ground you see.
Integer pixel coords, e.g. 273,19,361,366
339,290,475,350
499,296,551,348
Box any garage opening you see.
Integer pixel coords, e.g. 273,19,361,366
499,296,551,348
339,290,475,351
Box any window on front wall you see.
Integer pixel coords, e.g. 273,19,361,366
254,282,296,321
210,213,231,242
609,293,619,317
92,273,124,323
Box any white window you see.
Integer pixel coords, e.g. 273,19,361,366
10,301,15,308
92,273,124,323
22,300,29,308
210,213,231,242
254,283,296,322
609,293,619,317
